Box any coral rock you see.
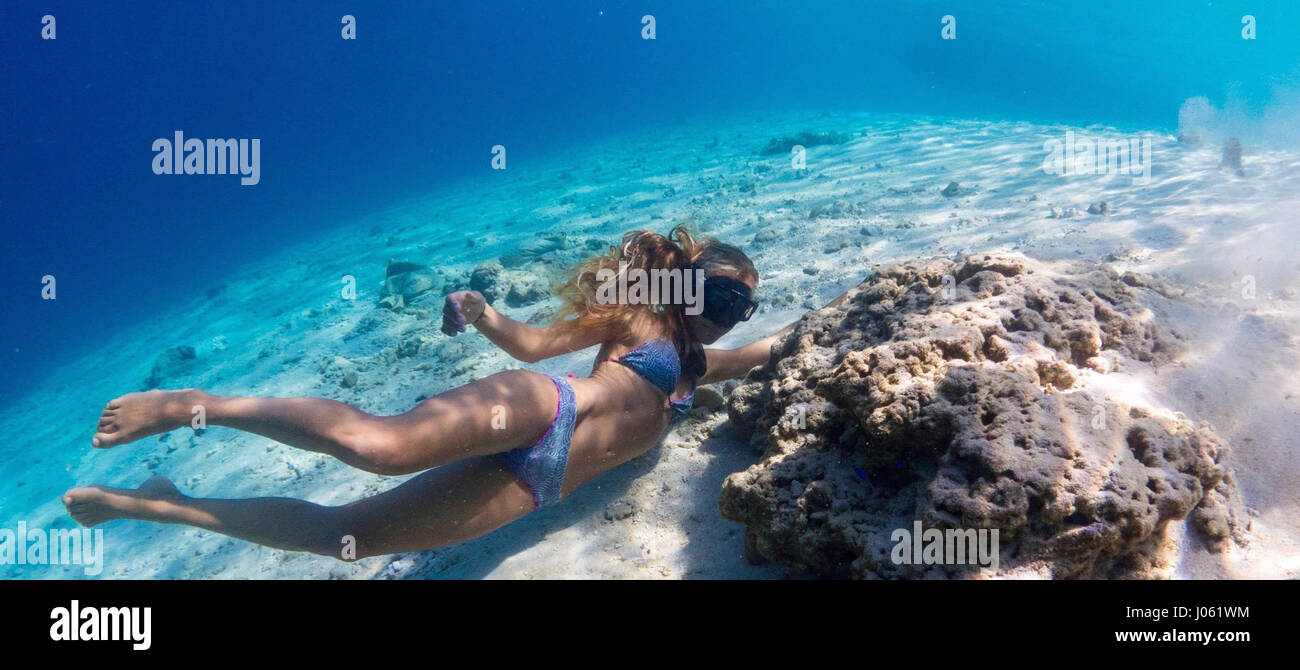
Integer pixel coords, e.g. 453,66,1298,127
379,259,441,310
720,253,1246,579
758,130,851,156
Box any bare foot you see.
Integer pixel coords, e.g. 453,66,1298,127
91,389,204,448
63,476,184,527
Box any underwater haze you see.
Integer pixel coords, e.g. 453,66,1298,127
3,1,1300,579
4,1,1299,403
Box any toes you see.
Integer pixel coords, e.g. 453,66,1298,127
61,486,121,526
91,432,118,448
63,487,94,502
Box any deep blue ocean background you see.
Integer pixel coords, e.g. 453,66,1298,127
2,0,1297,407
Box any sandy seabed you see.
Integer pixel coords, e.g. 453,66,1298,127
3,111,1297,579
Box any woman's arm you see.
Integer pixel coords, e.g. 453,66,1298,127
698,326,792,385
442,291,605,363
475,304,606,363
697,284,857,385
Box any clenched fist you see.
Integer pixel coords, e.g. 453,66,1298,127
441,290,486,336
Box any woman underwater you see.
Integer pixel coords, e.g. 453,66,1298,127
62,226,844,561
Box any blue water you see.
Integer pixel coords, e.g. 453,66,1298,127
2,0,1297,407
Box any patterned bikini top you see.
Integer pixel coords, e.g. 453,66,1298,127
607,338,695,422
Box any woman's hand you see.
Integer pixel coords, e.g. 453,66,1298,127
441,290,487,336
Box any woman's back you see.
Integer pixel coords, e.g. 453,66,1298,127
560,333,698,498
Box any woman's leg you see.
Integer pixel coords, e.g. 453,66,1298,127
63,457,538,559
89,370,562,475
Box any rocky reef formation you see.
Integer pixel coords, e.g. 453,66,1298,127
378,259,442,311
721,254,1247,579
758,130,851,156
377,257,550,313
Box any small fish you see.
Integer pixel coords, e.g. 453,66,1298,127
853,465,867,480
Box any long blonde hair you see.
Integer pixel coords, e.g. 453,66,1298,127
550,224,756,378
